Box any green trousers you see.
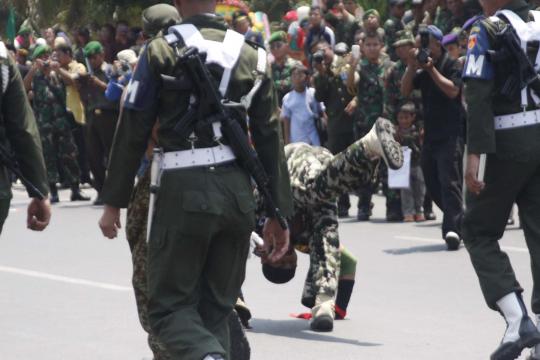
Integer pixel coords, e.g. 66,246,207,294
0,198,10,234
463,154,540,312
147,164,255,360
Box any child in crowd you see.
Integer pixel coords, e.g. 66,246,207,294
281,64,324,145
395,103,426,222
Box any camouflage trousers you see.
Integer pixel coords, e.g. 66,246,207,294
37,119,80,184
285,141,374,307
126,168,170,360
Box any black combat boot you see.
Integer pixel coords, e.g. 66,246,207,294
49,183,59,204
491,293,540,360
70,183,90,201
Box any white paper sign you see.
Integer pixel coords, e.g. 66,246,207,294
388,147,411,189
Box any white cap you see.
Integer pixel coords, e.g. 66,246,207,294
117,49,138,65
35,37,47,46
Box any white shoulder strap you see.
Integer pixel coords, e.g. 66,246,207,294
167,24,245,96
497,10,529,41
0,41,8,95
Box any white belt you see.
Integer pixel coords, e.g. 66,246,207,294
494,110,540,130
161,145,236,170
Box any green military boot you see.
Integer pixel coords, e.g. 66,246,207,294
491,293,540,360
359,117,403,170
310,294,335,332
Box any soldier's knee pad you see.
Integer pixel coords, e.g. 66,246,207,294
340,247,357,277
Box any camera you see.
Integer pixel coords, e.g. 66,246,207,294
417,26,431,65
313,50,325,64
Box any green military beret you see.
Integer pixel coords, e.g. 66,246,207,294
18,25,32,36
32,44,51,60
393,30,415,47
363,9,380,21
268,31,287,44
142,3,181,37
83,41,104,57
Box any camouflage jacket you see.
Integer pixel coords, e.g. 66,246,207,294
434,7,453,35
271,57,300,104
356,57,394,128
384,60,424,125
32,72,70,125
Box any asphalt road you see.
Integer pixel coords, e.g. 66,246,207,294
0,185,534,360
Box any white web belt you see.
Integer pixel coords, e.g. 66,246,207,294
161,145,236,170
494,109,540,130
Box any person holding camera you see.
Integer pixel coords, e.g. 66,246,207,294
23,45,88,203
401,24,464,250
312,39,356,217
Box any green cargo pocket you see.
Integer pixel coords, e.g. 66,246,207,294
235,192,255,214
178,190,224,235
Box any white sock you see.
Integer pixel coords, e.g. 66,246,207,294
497,293,524,343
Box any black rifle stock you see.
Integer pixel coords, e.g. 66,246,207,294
177,46,288,230
0,143,45,200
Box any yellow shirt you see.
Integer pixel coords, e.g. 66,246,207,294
66,61,86,125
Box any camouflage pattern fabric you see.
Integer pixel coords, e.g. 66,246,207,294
271,57,300,104
384,60,424,125
283,142,374,307
32,72,80,184
383,16,404,61
434,7,453,35
355,58,394,138
126,168,171,360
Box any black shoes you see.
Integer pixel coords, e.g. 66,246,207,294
444,231,461,251
424,210,436,221
338,209,349,218
356,209,370,221
491,317,540,360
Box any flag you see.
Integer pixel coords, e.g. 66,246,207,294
6,6,16,44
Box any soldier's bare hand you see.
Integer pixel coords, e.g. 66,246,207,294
27,198,51,231
345,99,357,115
465,153,485,195
99,205,122,239
262,217,290,262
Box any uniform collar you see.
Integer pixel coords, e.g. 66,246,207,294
181,14,228,31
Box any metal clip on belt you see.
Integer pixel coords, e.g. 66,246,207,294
161,145,236,170
494,109,540,130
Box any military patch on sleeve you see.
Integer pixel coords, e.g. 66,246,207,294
462,22,494,80
123,47,158,111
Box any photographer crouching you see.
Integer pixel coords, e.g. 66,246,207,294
401,25,465,250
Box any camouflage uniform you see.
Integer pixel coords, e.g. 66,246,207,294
434,7,453,35
126,168,170,360
384,16,404,62
355,57,401,219
272,57,300,105
284,141,374,306
32,72,81,184
384,60,424,126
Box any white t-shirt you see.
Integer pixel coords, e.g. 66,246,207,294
281,87,322,146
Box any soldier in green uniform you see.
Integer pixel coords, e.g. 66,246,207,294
98,1,293,360
405,0,429,36
384,0,407,62
347,31,400,222
434,1,454,34
260,117,403,332
269,31,300,105
78,41,120,205
0,40,50,233
312,39,356,217
462,0,540,359
22,45,88,203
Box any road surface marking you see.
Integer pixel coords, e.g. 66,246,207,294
0,265,131,291
395,235,528,253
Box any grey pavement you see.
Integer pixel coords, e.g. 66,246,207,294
0,185,533,359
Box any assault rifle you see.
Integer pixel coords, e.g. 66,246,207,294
486,24,540,100
0,143,45,200
173,46,288,230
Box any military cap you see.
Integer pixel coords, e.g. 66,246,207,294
363,9,381,21
268,31,288,44
426,25,443,41
393,30,415,47
335,42,349,55
83,41,104,57
262,263,296,284
32,44,51,60
18,25,32,36
442,33,459,46
142,4,181,37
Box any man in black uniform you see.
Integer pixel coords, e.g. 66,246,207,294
462,0,540,359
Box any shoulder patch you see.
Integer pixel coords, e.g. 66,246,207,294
462,22,494,80
123,47,158,111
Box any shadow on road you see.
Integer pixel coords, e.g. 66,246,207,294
248,318,382,347
383,244,447,255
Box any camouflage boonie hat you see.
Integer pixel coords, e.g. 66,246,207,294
142,4,181,37
393,30,415,47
